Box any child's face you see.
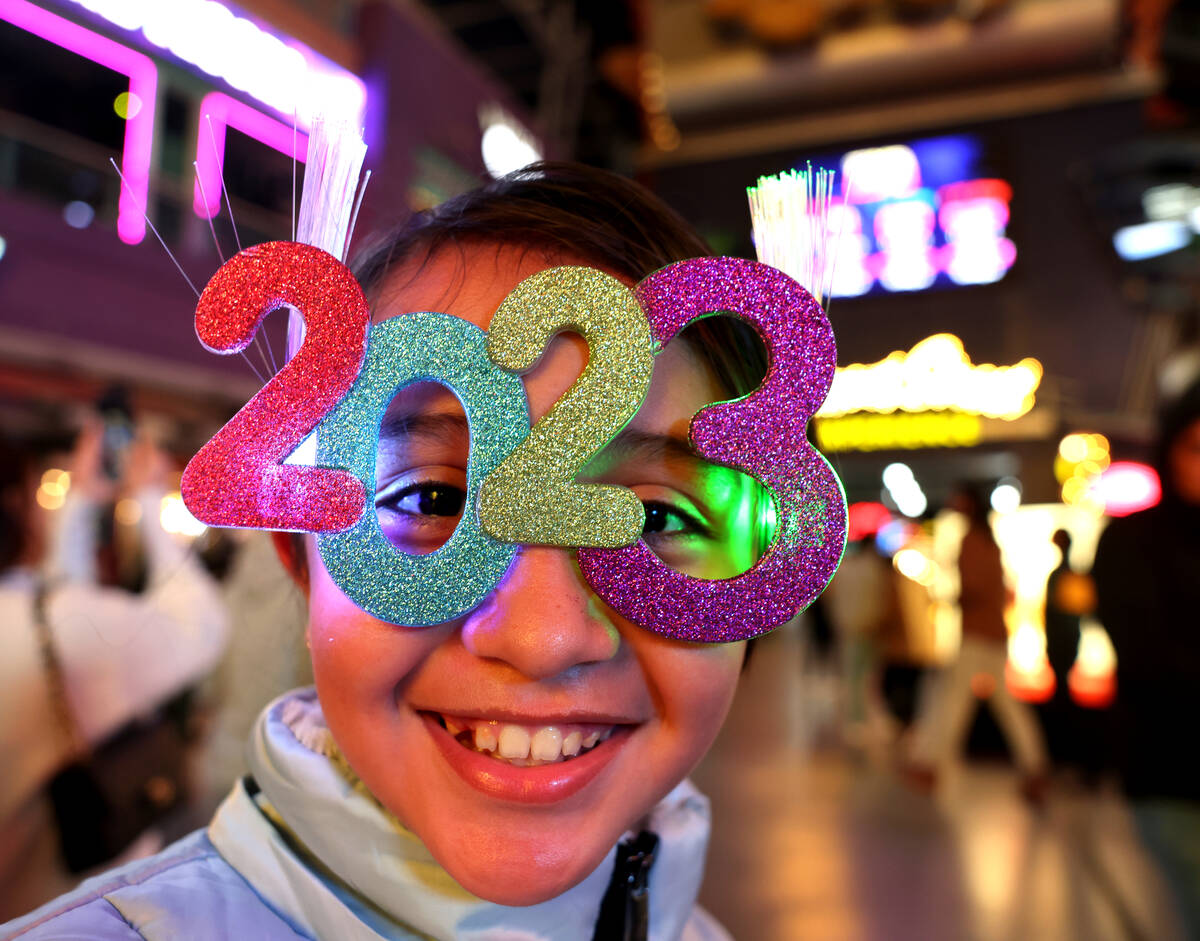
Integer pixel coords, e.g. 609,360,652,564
304,243,750,905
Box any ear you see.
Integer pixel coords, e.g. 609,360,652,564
271,530,310,595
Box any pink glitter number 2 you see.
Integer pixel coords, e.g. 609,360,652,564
578,257,848,643
182,242,369,532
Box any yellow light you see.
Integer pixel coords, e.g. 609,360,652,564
1061,476,1089,503
36,487,65,510
818,334,1042,420
1086,434,1110,460
114,497,142,526
1008,623,1046,674
894,548,936,586
1075,624,1116,676
815,411,982,453
159,492,206,537
1058,433,1090,464
113,91,142,120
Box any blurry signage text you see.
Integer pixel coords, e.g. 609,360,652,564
815,411,982,453
805,134,1017,297
817,333,1042,420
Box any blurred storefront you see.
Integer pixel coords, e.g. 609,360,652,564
0,0,540,449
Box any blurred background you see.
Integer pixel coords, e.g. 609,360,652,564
2,0,1199,938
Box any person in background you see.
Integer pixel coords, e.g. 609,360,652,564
198,530,311,811
1040,528,1099,778
906,483,1049,803
0,424,229,921
1092,379,1200,937
824,533,899,748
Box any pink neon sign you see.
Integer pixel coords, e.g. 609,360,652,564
0,0,156,245
194,92,308,220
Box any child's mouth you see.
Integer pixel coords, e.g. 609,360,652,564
427,713,617,767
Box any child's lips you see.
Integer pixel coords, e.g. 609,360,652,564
419,711,637,804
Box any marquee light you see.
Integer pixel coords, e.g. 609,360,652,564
817,334,1042,420
194,92,308,219
0,0,156,244
815,411,982,453
61,0,366,127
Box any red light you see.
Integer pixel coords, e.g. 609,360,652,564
847,501,891,541
1091,461,1161,517
1068,665,1116,709
1005,661,1056,703
938,179,1013,205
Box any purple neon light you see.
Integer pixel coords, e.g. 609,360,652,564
0,0,156,245
194,92,308,220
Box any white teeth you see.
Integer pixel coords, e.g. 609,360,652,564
474,724,497,752
530,727,563,761
442,715,618,764
498,725,531,760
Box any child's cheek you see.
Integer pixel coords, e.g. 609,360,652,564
305,557,445,703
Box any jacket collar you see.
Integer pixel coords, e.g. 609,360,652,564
209,689,713,941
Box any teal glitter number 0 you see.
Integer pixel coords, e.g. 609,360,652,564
316,312,530,627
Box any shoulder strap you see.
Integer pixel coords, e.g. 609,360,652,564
31,580,88,758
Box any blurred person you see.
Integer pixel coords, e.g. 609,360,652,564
906,484,1049,802
0,425,229,921
824,534,899,747
1092,379,1200,937
1040,529,1100,777
198,530,311,811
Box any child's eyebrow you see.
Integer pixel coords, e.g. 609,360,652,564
601,428,700,467
379,411,470,445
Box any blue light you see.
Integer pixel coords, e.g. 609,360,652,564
1113,221,1191,261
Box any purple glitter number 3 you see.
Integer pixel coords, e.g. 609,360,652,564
578,257,847,643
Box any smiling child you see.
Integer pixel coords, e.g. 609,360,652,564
6,163,786,941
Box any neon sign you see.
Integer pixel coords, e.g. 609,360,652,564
817,334,1042,420
59,0,365,128
814,135,1017,296
194,92,308,219
1,0,156,244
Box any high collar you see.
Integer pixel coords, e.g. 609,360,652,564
210,689,714,941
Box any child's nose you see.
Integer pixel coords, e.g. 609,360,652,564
460,545,621,679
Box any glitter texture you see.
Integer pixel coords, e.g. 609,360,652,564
316,312,530,627
478,266,654,548
578,257,848,643
182,241,368,532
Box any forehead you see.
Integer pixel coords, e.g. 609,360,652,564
371,241,719,437
373,242,624,331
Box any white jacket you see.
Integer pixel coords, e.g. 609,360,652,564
4,690,731,940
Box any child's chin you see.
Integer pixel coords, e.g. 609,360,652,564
437,836,609,907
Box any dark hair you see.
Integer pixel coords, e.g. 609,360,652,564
351,161,766,403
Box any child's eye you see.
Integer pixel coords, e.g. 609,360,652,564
642,500,707,538
378,482,466,518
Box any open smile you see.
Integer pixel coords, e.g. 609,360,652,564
420,711,637,804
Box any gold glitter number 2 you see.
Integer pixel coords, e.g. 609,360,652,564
477,267,655,548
